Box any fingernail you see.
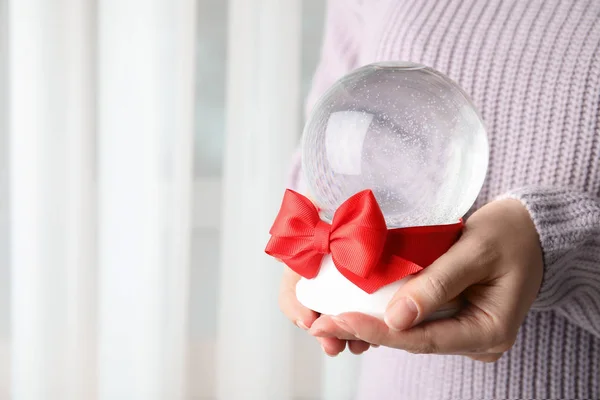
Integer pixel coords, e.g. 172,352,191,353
331,316,359,338
385,297,419,331
296,320,309,330
370,344,380,348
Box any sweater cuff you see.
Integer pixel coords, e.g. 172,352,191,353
495,186,600,311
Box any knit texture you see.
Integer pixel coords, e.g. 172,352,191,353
291,0,600,398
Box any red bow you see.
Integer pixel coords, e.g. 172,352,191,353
265,189,451,293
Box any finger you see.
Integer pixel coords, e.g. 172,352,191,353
348,340,371,355
311,316,372,354
331,313,392,346
317,337,346,357
339,309,494,354
310,315,360,340
279,267,319,329
384,235,490,330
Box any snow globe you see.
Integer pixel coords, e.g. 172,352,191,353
266,62,488,320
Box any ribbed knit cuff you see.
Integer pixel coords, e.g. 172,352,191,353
496,186,600,312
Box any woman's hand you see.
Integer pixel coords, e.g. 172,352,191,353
278,267,372,356
312,198,544,362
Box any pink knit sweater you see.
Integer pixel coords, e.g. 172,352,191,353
290,1,600,398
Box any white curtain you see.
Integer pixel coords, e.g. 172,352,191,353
1,0,360,399
7,0,195,398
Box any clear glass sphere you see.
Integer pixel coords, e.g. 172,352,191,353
301,62,489,228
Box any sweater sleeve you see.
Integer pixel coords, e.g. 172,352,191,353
498,186,600,338
289,0,363,192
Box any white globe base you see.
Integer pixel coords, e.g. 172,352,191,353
296,254,460,322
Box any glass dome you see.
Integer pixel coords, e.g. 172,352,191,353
301,62,489,227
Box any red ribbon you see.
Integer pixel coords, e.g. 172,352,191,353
265,189,463,294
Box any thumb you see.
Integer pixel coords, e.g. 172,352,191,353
384,238,486,330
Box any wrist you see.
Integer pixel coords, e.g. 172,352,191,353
495,198,544,289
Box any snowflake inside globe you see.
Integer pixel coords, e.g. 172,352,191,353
301,62,489,228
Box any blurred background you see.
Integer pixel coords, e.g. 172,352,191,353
0,0,362,399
